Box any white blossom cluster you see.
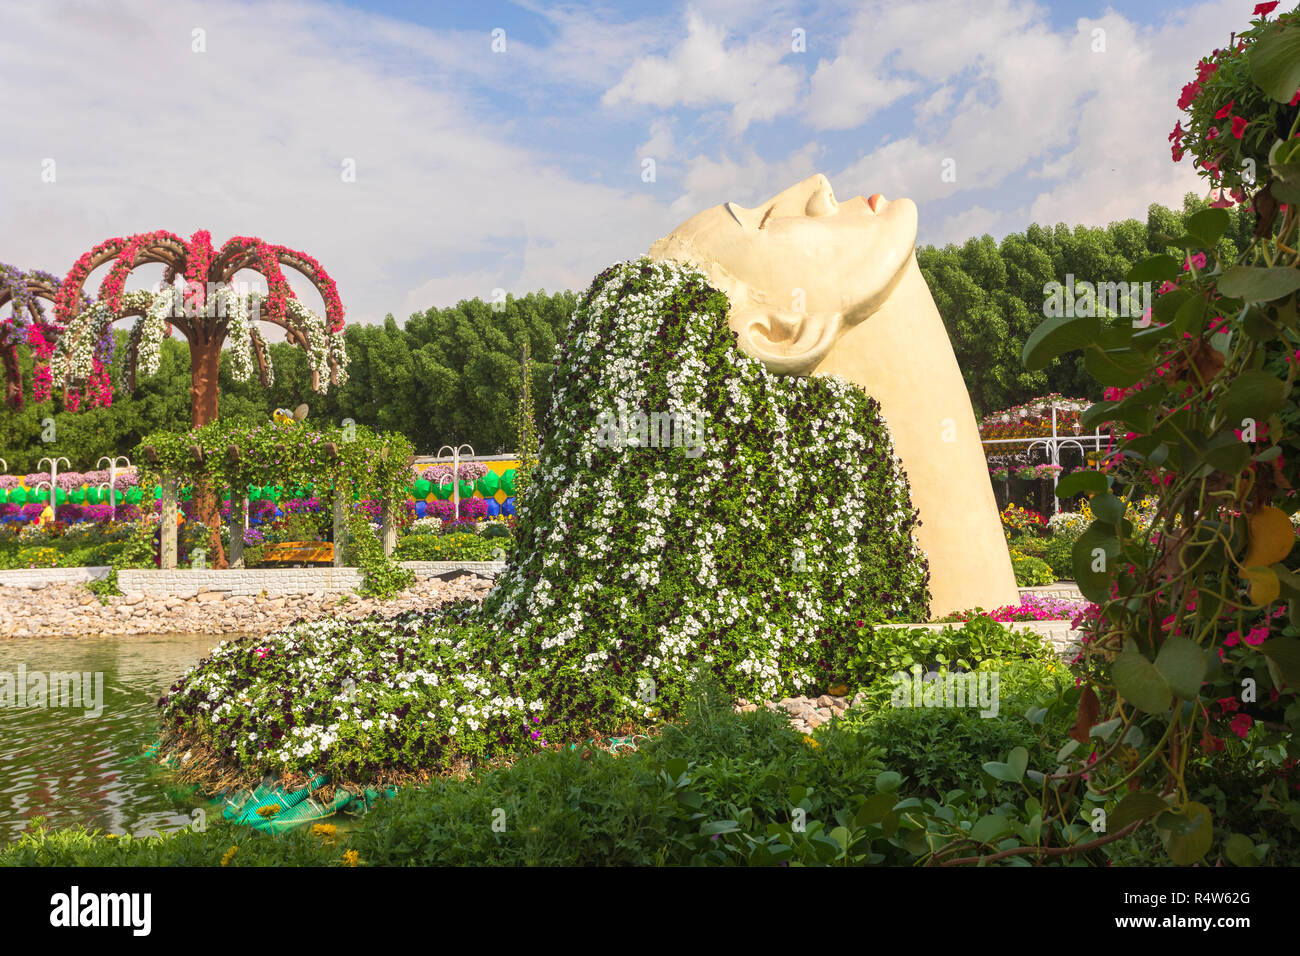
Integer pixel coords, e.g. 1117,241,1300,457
52,281,348,393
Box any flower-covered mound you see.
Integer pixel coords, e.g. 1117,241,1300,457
161,257,929,781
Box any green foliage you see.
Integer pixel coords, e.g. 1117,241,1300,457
840,659,1072,798
393,532,504,562
136,418,413,509
510,340,540,505
1011,553,1056,587
918,196,1255,415
1041,532,1079,580
846,617,1055,690
1005,17,1300,864
343,513,414,598
0,817,342,867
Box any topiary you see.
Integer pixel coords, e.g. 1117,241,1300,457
161,257,930,779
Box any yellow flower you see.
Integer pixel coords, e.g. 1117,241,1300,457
220,846,238,867
342,849,360,867
311,823,337,839
802,735,820,748
256,804,282,818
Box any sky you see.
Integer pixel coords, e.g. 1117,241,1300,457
0,0,1267,328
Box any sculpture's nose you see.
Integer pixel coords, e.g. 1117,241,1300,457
752,173,838,219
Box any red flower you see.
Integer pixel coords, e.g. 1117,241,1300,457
1206,126,1220,141
1232,115,1248,139
1230,713,1254,739
1195,60,1218,84
1292,89,1300,107
1218,696,1240,713
1177,81,1201,110
1169,122,1184,144
1254,2,1279,16
1214,100,1235,120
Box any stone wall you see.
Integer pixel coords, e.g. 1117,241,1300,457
1018,583,1084,602
0,566,112,589
115,561,505,597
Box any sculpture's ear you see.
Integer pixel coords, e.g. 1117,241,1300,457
730,308,843,375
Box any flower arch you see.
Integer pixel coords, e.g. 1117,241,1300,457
0,262,109,411
50,230,348,428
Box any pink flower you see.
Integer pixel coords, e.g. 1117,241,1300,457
1230,713,1254,739
1183,252,1207,271
1207,126,1221,141
1232,115,1248,140
1254,2,1279,16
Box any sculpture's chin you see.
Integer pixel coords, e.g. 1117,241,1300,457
732,310,842,375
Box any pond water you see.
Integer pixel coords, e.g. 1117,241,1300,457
0,632,230,844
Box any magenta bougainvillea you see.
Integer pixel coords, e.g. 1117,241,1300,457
0,262,110,410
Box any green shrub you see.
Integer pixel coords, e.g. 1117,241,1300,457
846,616,1055,690
1008,535,1046,558
393,532,503,562
838,658,1072,798
1010,552,1055,587
0,817,342,867
343,513,414,598
1043,534,1076,580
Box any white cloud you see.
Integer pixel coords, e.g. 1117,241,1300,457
602,10,803,133
0,0,670,326
818,0,1237,238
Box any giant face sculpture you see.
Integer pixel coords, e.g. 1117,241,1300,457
649,174,1020,617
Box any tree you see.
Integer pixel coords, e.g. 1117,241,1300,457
50,230,348,428
0,263,110,411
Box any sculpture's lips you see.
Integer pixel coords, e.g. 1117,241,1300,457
865,193,885,213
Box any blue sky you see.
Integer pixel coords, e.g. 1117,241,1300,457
0,0,1270,327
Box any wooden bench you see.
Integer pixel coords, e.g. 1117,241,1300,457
260,541,334,565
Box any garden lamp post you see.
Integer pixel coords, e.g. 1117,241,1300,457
96,455,131,517
435,444,476,521
36,456,71,517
